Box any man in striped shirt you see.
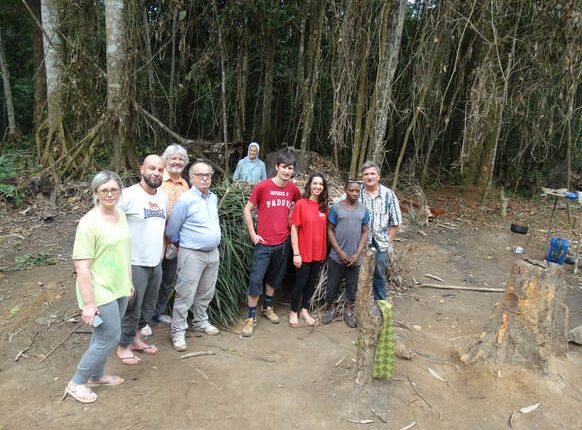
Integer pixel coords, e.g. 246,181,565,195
359,161,402,300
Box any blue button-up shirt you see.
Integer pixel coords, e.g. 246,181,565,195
165,187,221,251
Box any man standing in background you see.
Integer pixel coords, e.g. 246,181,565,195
359,161,401,301
152,144,190,326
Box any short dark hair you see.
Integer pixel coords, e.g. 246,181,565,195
276,151,296,167
345,178,362,188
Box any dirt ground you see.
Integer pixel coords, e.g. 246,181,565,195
1,187,581,430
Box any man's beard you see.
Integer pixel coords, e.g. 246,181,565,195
144,174,162,189
167,165,184,175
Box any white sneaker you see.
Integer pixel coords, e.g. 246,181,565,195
157,314,172,326
172,334,187,352
193,322,220,336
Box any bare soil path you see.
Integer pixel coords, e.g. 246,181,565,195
1,188,581,430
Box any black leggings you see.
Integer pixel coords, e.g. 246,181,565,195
291,261,323,312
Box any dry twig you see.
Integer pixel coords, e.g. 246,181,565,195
406,375,432,408
419,283,504,293
39,322,82,364
178,351,216,360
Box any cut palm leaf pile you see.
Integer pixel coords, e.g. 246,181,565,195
207,181,254,328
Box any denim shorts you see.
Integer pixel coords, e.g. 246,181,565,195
247,239,290,297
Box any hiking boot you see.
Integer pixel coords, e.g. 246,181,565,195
172,334,187,352
261,306,280,324
321,309,336,325
193,322,220,336
241,317,257,337
343,310,357,328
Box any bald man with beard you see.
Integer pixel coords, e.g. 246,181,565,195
116,155,168,365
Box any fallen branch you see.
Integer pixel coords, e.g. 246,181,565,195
406,375,432,408
15,347,31,362
178,351,216,360
370,409,387,423
335,355,347,367
424,273,445,283
255,356,277,363
341,417,374,424
419,283,504,293
39,322,83,364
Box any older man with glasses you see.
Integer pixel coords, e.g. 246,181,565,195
166,161,222,351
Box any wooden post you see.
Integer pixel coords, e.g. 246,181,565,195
355,249,381,386
460,259,568,376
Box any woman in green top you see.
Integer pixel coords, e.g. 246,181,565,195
64,171,133,403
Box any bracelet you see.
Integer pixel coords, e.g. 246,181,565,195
293,254,301,257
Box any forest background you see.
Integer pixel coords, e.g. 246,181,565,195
0,0,580,202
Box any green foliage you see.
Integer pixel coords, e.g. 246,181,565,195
2,251,57,272
207,181,254,328
0,154,25,205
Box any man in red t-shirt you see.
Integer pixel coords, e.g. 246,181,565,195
241,152,301,337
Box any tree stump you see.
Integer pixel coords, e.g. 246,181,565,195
460,259,569,376
355,249,382,385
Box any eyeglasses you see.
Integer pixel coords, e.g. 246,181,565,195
96,188,121,196
193,173,213,180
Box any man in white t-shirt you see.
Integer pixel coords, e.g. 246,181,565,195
116,155,168,365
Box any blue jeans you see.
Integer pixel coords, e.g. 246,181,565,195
373,249,389,300
72,297,128,384
247,240,290,297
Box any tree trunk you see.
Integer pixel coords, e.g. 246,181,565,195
0,31,17,137
260,30,275,153
479,4,518,207
30,0,46,140
105,0,133,172
355,249,382,386
330,0,358,169
168,6,178,129
369,0,407,166
38,0,67,170
233,33,249,143
213,2,229,171
460,259,568,376
299,0,325,153
142,7,159,119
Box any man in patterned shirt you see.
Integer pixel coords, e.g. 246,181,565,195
359,161,402,300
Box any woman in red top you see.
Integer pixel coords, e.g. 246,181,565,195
290,172,329,327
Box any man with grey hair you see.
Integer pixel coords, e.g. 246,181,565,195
166,161,221,351
152,144,190,326
359,161,401,300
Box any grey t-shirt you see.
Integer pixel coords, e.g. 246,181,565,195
328,201,369,266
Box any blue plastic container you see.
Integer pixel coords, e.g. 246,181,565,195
546,237,568,264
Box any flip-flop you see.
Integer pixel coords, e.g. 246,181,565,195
87,374,125,387
64,383,98,403
132,344,158,355
118,354,141,365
